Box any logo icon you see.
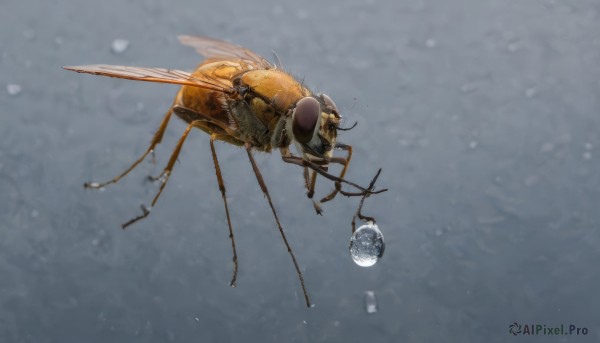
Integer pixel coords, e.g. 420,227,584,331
509,322,522,336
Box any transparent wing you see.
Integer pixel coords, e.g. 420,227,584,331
63,64,233,93
178,35,273,70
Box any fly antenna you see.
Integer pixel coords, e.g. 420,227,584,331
338,121,358,131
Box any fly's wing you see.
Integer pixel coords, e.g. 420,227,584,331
178,35,273,70
63,65,233,93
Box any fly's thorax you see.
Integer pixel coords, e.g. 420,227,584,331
238,69,309,112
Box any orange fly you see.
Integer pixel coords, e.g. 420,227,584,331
64,36,386,306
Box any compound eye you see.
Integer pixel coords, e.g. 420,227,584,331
321,93,338,114
292,97,321,143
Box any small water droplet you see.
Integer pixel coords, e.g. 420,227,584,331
302,320,307,325
296,9,309,19
31,210,39,218
540,142,554,153
525,87,537,98
364,290,378,314
194,317,200,322
23,29,36,40
7,84,22,96
272,5,284,15
460,83,478,93
111,39,130,54
583,152,592,160
349,223,385,267
469,140,478,149
584,142,593,150
425,38,437,48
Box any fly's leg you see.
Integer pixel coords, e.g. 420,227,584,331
246,144,311,307
145,105,239,184
316,142,353,206
351,168,381,233
210,134,238,287
305,170,323,215
84,102,176,189
122,120,201,229
281,156,384,196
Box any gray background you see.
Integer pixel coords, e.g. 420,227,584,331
1,0,599,342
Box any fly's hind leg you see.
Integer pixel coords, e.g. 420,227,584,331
84,99,177,189
122,119,202,229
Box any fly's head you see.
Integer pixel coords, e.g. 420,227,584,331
288,94,341,170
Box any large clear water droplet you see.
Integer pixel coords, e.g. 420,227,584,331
349,223,385,267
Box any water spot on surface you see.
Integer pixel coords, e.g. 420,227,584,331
7,84,22,96
111,39,130,54
364,290,378,314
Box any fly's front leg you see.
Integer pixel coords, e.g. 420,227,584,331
281,155,385,195
284,149,321,215
307,170,322,215
351,168,382,233
316,142,353,207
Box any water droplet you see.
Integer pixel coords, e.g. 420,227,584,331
364,290,378,314
540,142,554,153
272,5,284,15
23,29,36,41
583,152,592,160
584,142,593,150
460,83,478,93
111,39,130,54
349,223,385,267
31,210,39,218
469,140,478,149
525,87,537,98
296,9,309,19
425,38,437,48
7,84,22,96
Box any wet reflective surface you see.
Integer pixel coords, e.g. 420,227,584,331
2,0,600,342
